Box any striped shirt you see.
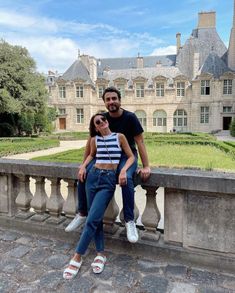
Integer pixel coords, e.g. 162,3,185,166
95,133,122,164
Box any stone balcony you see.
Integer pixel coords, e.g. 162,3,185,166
0,159,234,292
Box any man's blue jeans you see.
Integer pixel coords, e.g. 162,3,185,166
77,153,138,222
75,167,116,254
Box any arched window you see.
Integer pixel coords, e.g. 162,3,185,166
173,109,187,131
135,110,147,129
153,110,167,127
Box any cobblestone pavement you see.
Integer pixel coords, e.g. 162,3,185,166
0,227,234,293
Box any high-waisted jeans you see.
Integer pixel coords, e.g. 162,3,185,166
75,167,116,255
77,152,138,222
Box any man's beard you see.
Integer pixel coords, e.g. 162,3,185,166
108,105,119,113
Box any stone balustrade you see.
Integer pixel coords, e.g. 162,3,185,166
0,158,234,272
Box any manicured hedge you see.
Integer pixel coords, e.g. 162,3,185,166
0,138,59,157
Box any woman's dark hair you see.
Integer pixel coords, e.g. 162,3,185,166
102,86,121,101
89,113,107,137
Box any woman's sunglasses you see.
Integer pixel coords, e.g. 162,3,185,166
94,116,107,125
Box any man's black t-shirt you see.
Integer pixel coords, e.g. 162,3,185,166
104,109,143,152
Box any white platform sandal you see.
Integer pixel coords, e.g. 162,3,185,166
91,255,107,274
63,259,83,280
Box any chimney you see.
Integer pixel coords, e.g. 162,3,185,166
193,52,200,78
198,11,216,28
176,33,181,54
137,53,144,68
228,0,235,70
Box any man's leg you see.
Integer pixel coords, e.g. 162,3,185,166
117,153,139,243
65,159,95,232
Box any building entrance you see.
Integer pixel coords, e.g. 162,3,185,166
223,116,232,130
59,118,66,130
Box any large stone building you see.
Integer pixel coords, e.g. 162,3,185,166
47,3,235,133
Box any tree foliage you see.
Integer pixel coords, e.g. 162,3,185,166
0,40,54,136
230,118,235,137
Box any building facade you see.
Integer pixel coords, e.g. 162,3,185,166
47,5,235,133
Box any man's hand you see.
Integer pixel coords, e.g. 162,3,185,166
137,166,151,182
78,166,86,182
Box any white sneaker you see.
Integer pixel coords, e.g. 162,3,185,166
125,221,138,243
65,214,86,232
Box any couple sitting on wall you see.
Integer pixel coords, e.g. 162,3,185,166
63,87,151,280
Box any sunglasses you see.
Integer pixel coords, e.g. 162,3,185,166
94,116,107,125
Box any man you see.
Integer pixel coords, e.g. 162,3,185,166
65,87,151,243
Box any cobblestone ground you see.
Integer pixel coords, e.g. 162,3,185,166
0,227,234,293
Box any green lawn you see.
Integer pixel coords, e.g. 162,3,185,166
32,144,235,172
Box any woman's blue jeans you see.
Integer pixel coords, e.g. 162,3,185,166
77,152,138,222
75,167,116,255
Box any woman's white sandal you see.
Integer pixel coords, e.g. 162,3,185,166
91,255,106,274
63,259,83,280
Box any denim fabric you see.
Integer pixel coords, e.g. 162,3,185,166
75,167,116,255
117,152,138,222
77,152,138,222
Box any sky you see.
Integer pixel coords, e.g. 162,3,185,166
0,0,234,74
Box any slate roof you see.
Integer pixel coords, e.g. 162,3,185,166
97,55,176,77
59,60,93,84
176,28,228,80
102,66,182,87
198,52,230,78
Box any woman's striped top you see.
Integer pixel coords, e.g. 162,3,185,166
95,133,122,164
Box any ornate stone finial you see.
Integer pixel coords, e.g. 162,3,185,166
78,49,80,59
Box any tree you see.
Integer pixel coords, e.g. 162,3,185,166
230,118,235,137
0,40,49,136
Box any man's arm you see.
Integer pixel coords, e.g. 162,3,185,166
134,133,151,181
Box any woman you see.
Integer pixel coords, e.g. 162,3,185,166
63,113,134,279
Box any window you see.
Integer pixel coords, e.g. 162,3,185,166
176,82,185,97
223,106,232,113
201,80,210,95
76,85,84,98
76,108,84,124
135,110,146,128
173,109,187,127
153,110,167,127
98,86,105,99
136,83,144,98
156,83,164,97
59,86,66,99
200,106,209,124
59,108,66,115
117,83,125,98
223,80,232,95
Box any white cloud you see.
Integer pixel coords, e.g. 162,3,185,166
151,46,177,56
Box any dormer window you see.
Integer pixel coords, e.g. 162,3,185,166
59,86,66,99
156,83,164,97
176,82,185,97
98,85,105,99
136,83,144,98
117,83,125,98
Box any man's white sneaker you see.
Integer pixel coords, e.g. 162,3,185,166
65,214,86,232
125,221,138,243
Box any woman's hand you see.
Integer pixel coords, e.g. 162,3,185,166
78,165,86,182
118,169,127,186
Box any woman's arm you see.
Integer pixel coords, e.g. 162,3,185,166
78,137,96,182
118,133,135,186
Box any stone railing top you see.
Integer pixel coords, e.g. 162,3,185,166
0,159,234,194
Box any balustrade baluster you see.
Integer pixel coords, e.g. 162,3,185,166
30,176,47,215
46,178,64,217
15,175,33,212
63,179,77,217
141,185,161,241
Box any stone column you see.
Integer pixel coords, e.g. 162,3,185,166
63,179,77,217
46,178,64,217
141,185,161,241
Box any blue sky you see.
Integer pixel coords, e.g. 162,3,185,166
0,0,234,74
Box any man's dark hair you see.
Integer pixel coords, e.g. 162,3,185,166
102,86,121,101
